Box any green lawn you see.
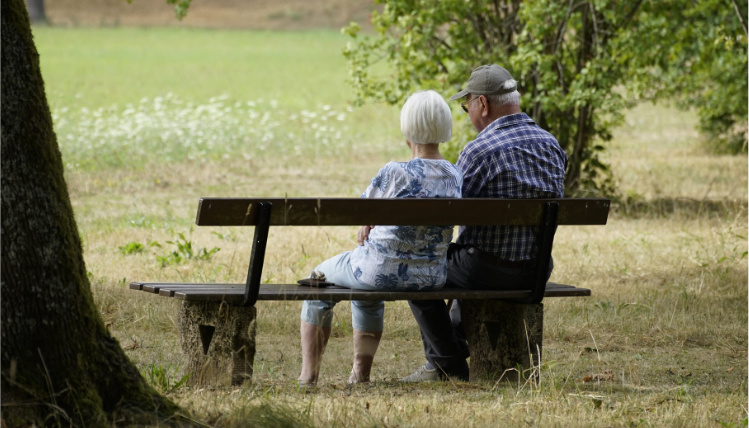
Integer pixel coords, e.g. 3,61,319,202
37,27,355,109
36,26,402,171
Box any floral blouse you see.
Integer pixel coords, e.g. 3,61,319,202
349,158,462,290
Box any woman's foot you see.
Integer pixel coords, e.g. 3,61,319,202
298,321,331,386
350,329,382,384
296,379,317,388
347,370,369,384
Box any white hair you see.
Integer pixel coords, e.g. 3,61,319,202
400,90,452,144
486,79,521,107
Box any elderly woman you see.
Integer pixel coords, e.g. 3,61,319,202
298,90,462,386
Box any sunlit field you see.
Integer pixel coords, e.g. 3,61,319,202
34,26,748,427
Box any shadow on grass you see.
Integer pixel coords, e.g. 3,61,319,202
613,197,747,219
212,402,315,428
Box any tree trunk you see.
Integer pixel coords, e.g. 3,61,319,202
0,1,184,425
462,300,543,383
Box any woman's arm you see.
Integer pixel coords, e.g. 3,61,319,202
357,162,405,245
357,225,375,246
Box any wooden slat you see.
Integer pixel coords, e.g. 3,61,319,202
157,286,243,297
130,282,590,304
131,282,239,294
195,198,610,227
143,283,235,293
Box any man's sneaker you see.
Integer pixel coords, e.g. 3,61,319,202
399,364,443,382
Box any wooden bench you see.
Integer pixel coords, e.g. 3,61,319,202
131,197,610,385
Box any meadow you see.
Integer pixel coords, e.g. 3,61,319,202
33,26,748,427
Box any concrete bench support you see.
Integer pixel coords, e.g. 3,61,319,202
177,301,257,386
462,300,543,383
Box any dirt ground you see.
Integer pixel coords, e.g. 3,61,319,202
44,0,377,30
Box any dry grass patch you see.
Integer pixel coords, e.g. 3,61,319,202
87,183,747,426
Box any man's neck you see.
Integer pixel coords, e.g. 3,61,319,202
477,104,521,133
490,104,521,122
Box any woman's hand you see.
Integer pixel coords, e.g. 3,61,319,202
357,225,375,246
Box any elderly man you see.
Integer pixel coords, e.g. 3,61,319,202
401,65,568,382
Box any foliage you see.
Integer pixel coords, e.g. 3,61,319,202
128,0,192,21
166,0,192,20
342,0,748,194
628,0,748,154
141,364,191,393
119,241,145,255
119,232,221,267
717,417,749,428
157,232,220,267
343,0,642,196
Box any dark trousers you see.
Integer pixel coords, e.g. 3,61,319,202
408,243,552,376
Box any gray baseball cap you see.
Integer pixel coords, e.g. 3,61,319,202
449,65,517,100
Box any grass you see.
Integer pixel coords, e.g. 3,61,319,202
36,26,402,172
31,26,749,427
37,27,355,109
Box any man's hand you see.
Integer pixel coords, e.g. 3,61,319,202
357,225,375,246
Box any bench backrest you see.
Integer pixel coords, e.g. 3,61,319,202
196,198,610,226
195,197,611,307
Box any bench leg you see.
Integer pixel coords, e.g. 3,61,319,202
177,301,257,387
461,300,543,383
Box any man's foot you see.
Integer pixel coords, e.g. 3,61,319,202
400,364,470,382
399,364,442,382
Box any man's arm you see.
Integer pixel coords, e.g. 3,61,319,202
457,144,491,198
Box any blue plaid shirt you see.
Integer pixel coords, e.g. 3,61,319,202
456,113,567,261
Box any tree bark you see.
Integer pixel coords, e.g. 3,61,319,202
462,300,543,383
1,0,184,425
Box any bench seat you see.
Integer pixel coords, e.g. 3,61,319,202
130,281,591,303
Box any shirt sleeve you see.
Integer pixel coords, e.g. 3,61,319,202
361,163,394,199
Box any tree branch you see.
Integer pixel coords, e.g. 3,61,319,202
613,0,644,33
428,37,451,74
434,34,453,52
557,60,567,93
730,0,748,36
588,2,600,53
555,0,575,54
467,11,493,52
